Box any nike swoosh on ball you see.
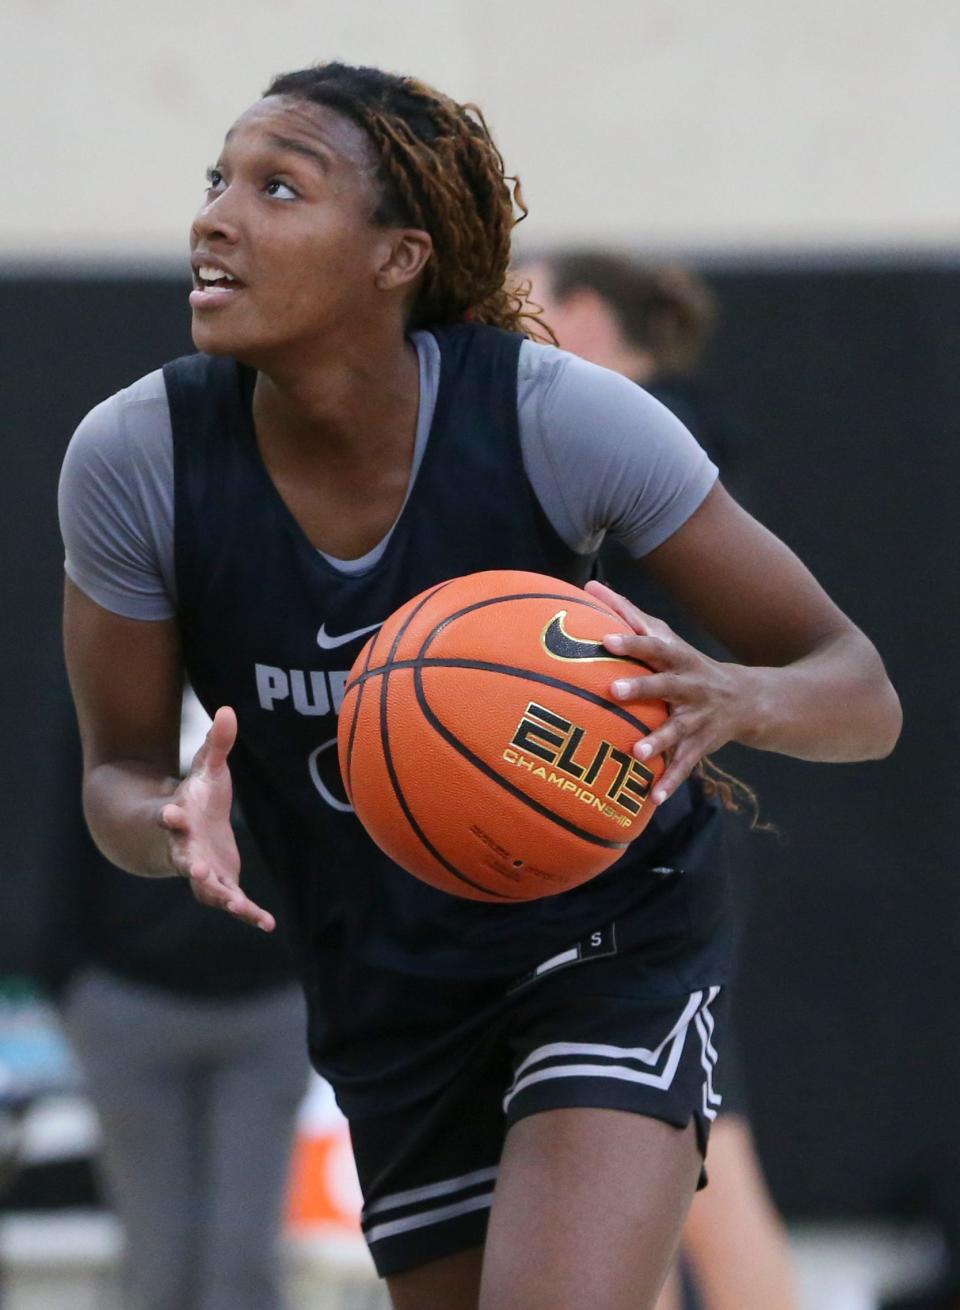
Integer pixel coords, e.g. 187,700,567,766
542,612,629,662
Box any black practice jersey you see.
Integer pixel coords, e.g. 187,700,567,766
165,324,731,1115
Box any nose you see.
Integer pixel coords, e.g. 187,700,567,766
191,187,241,247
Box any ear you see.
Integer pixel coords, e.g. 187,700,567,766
374,228,433,293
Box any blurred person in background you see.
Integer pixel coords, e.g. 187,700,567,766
518,251,799,1310
38,672,309,1310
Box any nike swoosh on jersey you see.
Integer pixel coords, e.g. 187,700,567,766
316,620,384,650
541,611,632,663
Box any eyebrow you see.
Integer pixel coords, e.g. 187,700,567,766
265,134,332,170
221,129,333,171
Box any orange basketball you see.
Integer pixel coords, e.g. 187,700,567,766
337,570,668,902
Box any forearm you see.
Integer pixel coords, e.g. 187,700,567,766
732,630,902,762
82,760,182,878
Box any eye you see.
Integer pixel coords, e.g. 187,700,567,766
205,166,225,193
265,179,298,201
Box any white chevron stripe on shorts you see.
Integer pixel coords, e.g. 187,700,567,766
695,986,723,1120
364,1165,499,1218
362,1165,499,1247
502,989,712,1113
364,1190,496,1246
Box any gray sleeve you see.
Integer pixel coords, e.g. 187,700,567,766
517,340,718,557
58,370,177,620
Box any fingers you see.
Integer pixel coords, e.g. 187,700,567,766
159,795,272,932
607,660,681,702
648,749,701,805
610,671,722,805
192,705,238,776
633,715,716,804
634,733,694,806
584,580,661,636
597,634,698,802
186,865,276,932
159,802,189,833
586,579,737,806
646,762,685,806
206,705,238,769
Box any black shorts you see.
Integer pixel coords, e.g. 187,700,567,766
350,935,726,1278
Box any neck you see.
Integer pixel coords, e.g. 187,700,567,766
250,323,421,461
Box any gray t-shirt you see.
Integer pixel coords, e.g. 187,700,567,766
59,333,717,620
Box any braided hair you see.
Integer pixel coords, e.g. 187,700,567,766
264,63,539,335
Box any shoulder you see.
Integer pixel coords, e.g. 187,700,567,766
98,367,171,422
515,340,718,558
61,368,174,520
59,369,177,620
65,369,172,474
516,338,711,481
517,338,695,432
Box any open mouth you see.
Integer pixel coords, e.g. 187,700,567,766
194,265,241,291
189,264,246,311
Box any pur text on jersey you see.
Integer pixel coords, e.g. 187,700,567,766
256,664,349,716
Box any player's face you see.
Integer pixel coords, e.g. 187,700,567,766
189,97,395,363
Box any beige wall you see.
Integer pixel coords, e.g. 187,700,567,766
2,0,957,261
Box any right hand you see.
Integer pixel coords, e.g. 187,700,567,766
159,706,275,932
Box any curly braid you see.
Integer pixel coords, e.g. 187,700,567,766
264,63,544,336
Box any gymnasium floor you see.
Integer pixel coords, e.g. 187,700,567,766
0,1209,945,1310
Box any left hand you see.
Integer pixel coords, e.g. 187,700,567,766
160,706,275,932
585,579,750,805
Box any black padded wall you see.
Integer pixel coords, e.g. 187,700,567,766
1,263,957,1225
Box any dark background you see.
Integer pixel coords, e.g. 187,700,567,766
1,262,957,1231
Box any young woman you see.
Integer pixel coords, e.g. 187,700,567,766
59,63,901,1310
520,250,801,1310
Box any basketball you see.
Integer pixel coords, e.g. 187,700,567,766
337,570,668,902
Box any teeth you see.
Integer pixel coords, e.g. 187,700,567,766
198,265,233,283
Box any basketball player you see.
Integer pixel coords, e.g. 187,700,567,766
59,64,901,1310
519,251,799,1310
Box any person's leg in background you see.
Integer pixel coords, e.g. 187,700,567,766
196,983,310,1310
61,968,204,1310
654,1114,799,1310
654,1267,683,1310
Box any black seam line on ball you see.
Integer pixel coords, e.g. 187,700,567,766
388,578,457,663
412,665,629,853
343,589,653,698
377,587,517,899
345,578,454,697
344,631,378,803
352,658,656,738
418,592,655,675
